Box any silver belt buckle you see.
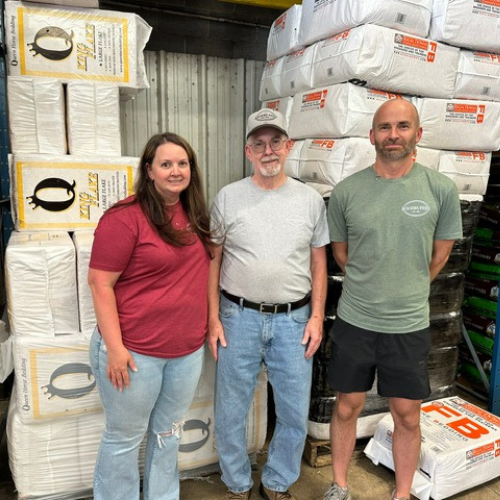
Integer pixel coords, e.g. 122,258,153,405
259,302,277,314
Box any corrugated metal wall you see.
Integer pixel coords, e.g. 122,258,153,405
120,51,265,203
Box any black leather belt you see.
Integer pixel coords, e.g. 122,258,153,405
221,290,311,314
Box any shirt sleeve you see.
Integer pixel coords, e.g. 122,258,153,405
435,183,463,241
311,198,330,247
209,192,226,246
327,188,348,242
90,208,138,272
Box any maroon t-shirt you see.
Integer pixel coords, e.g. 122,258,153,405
90,198,210,358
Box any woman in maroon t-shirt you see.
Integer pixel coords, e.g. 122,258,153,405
88,133,211,500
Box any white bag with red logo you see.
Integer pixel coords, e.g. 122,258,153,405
365,397,500,500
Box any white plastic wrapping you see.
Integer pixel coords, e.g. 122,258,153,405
262,96,294,129
259,57,285,102
453,50,500,101
312,24,460,99
67,83,121,156
10,154,138,231
7,76,67,155
5,231,79,337
430,0,500,54
289,83,413,140
295,138,374,188
308,412,390,441
267,4,303,61
299,0,433,47
365,397,500,500
13,334,100,423
415,146,442,170
417,97,500,151
4,1,152,89
72,231,96,335
304,182,333,199
7,387,104,500
278,44,317,98
0,321,13,382
284,140,303,179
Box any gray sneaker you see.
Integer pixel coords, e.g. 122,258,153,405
323,483,352,500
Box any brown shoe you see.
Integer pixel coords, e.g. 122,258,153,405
259,482,296,500
224,490,251,500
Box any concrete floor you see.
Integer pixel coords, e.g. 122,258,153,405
1,396,500,499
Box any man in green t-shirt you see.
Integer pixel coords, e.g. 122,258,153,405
323,99,462,500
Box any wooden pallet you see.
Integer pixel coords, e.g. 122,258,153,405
303,436,371,468
303,437,332,468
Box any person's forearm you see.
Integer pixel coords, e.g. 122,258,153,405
207,246,223,322
310,247,327,320
90,283,123,350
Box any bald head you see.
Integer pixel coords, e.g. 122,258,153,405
372,98,420,130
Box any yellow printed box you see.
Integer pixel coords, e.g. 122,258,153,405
5,1,151,88
11,154,138,231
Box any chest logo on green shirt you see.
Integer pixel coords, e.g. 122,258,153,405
402,200,430,217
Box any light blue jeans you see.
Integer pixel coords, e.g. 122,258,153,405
89,329,204,500
215,295,313,493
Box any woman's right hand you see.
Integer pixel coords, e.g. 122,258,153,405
106,345,138,391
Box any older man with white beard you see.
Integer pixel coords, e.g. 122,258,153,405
208,109,329,500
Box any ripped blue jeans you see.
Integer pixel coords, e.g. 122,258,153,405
90,329,204,500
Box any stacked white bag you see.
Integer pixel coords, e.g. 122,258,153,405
262,0,500,199
3,2,150,499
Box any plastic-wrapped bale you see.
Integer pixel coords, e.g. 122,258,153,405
293,138,374,189
7,386,104,500
72,231,96,335
454,50,500,101
284,139,302,178
13,334,101,423
259,57,285,102
325,275,343,319
278,44,317,98
311,25,459,99
429,310,463,349
5,231,79,337
416,150,491,195
4,1,152,90
472,243,500,266
365,397,500,500
427,346,459,390
442,236,473,273
430,0,500,54
267,4,303,62
299,0,432,47
305,182,333,199
429,272,464,314
460,194,483,238
67,83,121,156
10,154,138,231
289,83,414,140
262,97,293,129
178,347,267,472
7,77,67,155
416,97,500,151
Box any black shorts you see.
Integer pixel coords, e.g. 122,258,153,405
327,317,431,400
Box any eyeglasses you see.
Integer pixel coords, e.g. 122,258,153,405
249,137,287,153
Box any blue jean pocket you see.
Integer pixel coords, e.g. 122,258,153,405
219,295,239,318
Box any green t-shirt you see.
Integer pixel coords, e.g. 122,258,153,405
327,163,462,333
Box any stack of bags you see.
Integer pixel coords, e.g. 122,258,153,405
1,2,150,498
263,0,495,440
1,4,268,498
